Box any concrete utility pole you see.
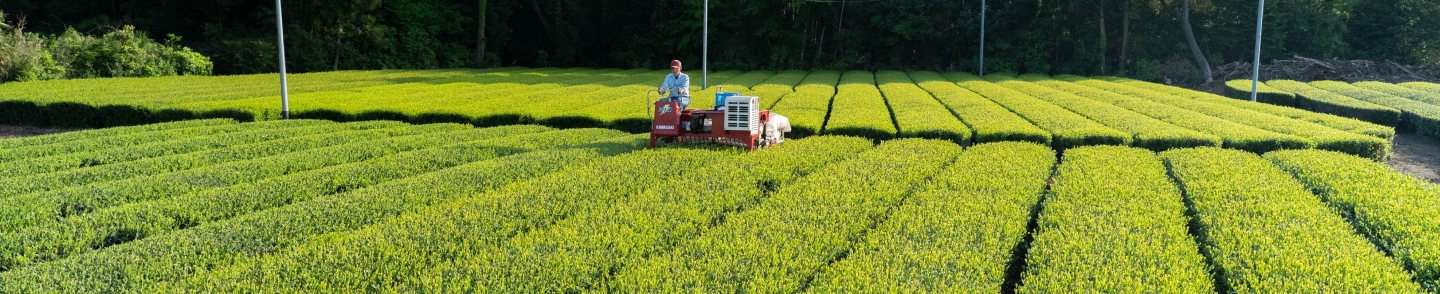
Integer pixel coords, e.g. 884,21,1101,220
979,0,986,77
703,0,708,90
275,0,291,119
1250,0,1264,102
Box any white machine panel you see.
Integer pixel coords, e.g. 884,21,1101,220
724,95,759,133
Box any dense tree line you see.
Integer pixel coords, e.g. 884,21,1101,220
2,0,1435,82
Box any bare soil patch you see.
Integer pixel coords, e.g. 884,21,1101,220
1389,132,1440,184
0,125,88,140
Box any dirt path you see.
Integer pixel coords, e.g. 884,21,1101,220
1388,132,1440,184
0,125,87,140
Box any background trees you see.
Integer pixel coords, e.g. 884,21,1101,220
1,0,1435,78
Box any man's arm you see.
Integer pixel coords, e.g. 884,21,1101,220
679,74,690,95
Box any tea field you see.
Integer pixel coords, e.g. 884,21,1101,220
1,68,1440,293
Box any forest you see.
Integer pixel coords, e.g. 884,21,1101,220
1,0,1437,82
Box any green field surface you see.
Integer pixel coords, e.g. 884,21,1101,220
0,117,1433,293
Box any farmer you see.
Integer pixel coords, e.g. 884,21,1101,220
656,60,690,109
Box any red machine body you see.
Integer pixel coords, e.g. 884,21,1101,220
648,100,777,151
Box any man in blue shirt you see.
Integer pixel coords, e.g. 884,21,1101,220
657,60,690,109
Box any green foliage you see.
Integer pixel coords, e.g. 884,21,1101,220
908,71,1049,145
333,136,874,292
565,70,735,133
1050,75,1297,154
0,120,321,177
0,118,233,161
1311,80,1440,137
1266,80,1402,126
1402,82,1440,97
0,125,551,234
608,139,960,292
875,71,971,144
1348,0,1440,66
0,119,233,149
1266,149,1440,292
1134,59,1163,82
948,72,1131,150
0,120,409,199
1071,76,1395,160
0,24,212,83
770,71,841,138
1113,78,1395,140
753,70,809,109
0,24,65,82
1162,147,1422,293
1365,82,1440,107
1001,74,1221,151
1019,145,1213,293
809,141,1055,292
1224,79,1296,106
1071,77,1370,156
686,71,775,110
0,130,642,293
823,70,898,141
0,67,521,127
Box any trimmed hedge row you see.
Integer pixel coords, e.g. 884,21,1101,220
0,119,258,163
0,134,648,293
1267,80,1402,126
1312,80,1440,137
1162,148,1421,293
756,70,810,109
1068,76,1390,160
1113,78,1395,140
947,72,1131,150
1018,145,1213,293
291,68,615,122
1358,81,1440,107
0,120,419,198
0,118,234,150
0,68,527,127
176,68,640,126
809,141,1055,292
875,71,972,144
994,75,1220,151
466,70,665,128
1266,149,1440,292
387,136,873,293
1035,76,1300,154
0,120,329,178
909,71,1051,145
607,139,960,293
566,71,743,133
771,71,842,138
1224,79,1296,106
0,128,627,276
823,71,899,141
0,125,552,233
1402,82,1440,99
687,70,777,109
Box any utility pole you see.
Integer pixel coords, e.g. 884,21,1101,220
703,0,708,90
979,0,986,77
275,0,290,119
1250,0,1264,102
